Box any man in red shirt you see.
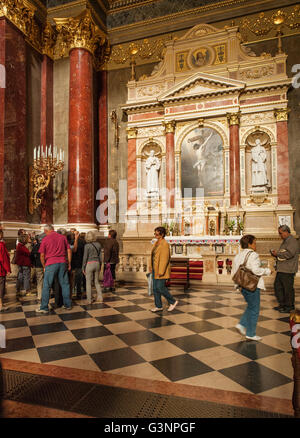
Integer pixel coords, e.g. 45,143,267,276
37,224,72,313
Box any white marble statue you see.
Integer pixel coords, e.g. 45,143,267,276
145,150,161,197
251,139,268,187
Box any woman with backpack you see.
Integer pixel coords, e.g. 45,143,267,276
82,231,103,304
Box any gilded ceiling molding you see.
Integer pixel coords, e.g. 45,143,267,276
0,0,42,51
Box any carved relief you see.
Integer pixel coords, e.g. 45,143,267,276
239,65,275,80
138,127,164,138
137,84,166,97
241,112,275,126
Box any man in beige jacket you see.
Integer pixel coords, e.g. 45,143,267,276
149,226,178,312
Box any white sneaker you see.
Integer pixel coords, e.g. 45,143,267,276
235,323,246,336
35,308,49,314
151,307,163,312
246,335,262,341
168,300,178,312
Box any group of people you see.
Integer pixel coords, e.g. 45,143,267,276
0,226,119,312
0,223,299,339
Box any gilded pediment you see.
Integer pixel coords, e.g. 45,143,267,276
158,73,245,101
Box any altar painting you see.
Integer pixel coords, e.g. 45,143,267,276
181,127,223,197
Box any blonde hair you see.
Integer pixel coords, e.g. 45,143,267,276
85,231,95,243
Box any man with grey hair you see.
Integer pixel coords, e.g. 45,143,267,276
271,225,299,313
36,224,72,313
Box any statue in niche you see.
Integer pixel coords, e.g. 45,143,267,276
251,138,268,187
145,150,161,197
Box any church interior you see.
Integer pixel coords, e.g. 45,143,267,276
0,0,300,419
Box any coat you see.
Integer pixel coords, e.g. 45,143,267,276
104,238,120,264
15,243,31,267
232,248,271,290
0,241,11,276
149,238,171,280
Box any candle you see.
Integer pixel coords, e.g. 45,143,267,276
37,146,40,159
237,202,239,215
49,145,51,156
34,147,36,160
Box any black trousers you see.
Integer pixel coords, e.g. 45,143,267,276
274,272,295,308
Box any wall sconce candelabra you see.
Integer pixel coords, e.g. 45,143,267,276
29,145,64,214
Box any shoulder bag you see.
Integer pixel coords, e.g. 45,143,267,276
232,251,260,292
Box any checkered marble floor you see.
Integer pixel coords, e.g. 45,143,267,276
0,282,297,400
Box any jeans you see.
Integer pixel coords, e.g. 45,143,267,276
85,262,102,302
31,267,44,299
274,272,295,308
16,266,31,292
152,274,175,308
40,263,71,311
240,287,260,337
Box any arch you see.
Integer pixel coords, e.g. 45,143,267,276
176,120,228,153
138,138,164,157
241,125,276,145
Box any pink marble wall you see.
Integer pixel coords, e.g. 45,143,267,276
277,120,290,205
229,124,240,206
127,137,137,209
166,131,175,208
68,48,94,224
0,19,27,222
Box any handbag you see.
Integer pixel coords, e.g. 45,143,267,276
232,251,260,292
103,263,114,288
146,272,153,296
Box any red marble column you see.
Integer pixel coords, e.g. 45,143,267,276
275,110,290,205
127,128,137,210
165,121,176,209
227,113,241,207
98,70,108,223
0,18,27,222
68,48,94,224
40,54,53,224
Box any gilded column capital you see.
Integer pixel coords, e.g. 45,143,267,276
41,22,57,59
163,120,176,134
227,112,241,126
274,108,290,122
54,9,108,63
126,127,138,139
0,0,42,51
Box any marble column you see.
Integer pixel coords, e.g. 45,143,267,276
227,112,241,207
164,121,176,209
68,48,94,224
40,54,54,224
0,18,27,222
274,108,290,205
98,70,108,224
127,127,138,210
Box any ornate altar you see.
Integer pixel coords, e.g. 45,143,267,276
120,22,296,284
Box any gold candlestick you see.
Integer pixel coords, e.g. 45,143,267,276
29,146,64,214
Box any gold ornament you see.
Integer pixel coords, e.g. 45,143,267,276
274,108,290,122
163,121,176,134
227,112,241,126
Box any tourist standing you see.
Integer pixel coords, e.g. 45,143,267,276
82,231,103,304
30,234,45,302
232,234,271,341
70,230,85,300
271,225,299,313
36,224,72,313
104,230,119,292
0,231,11,311
149,226,178,312
16,234,31,299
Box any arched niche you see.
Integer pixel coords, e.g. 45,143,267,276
140,141,163,198
245,130,272,193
